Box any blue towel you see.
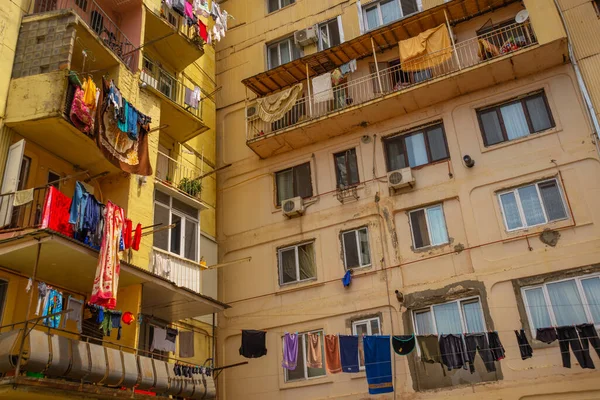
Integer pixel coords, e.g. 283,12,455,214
364,335,393,395
342,270,352,287
339,335,359,373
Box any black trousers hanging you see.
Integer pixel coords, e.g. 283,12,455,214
576,323,600,359
556,326,594,369
464,333,496,373
514,329,533,360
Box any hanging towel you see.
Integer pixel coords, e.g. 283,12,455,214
70,86,93,134
392,334,416,355
13,189,34,206
198,20,208,41
399,24,452,72
123,219,132,249
342,270,352,287
83,77,98,110
339,335,359,373
312,73,334,103
364,336,394,395
132,223,142,251
65,297,84,333
324,334,342,373
165,327,178,353
282,333,299,370
239,330,267,358
193,86,201,109
184,0,194,19
416,334,444,374
307,332,323,368
184,87,194,107
179,331,195,358
256,83,303,123
43,289,63,328
150,326,171,352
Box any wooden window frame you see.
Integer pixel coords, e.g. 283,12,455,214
333,148,360,189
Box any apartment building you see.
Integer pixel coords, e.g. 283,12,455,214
0,0,222,398
215,0,600,398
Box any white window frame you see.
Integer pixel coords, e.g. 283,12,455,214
317,17,344,51
498,178,568,232
412,296,486,335
153,192,200,262
362,0,420,32
521,273,600,337
408,204,449,249
267,37,297,69
352,316,381,370
341,227,371,270
277,241,316,285
268,0,295,13
283,329,326,382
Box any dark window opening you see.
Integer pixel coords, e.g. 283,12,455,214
334,149,359,188
384,123,449,171
275,162,312,205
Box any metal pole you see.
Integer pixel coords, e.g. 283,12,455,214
212,313,216,369
444,9,461,70
371,37,384,94
305,63,313,117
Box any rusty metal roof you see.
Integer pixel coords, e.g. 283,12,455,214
242,0,517,96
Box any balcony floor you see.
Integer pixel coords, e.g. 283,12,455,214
247,40,568,159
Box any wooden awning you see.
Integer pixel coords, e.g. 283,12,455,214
242,0,518,97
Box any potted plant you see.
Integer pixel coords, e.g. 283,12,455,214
178,177,202,198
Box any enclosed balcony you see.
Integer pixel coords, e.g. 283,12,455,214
243,0,568,158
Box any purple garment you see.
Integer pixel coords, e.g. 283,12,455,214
282,333,299,370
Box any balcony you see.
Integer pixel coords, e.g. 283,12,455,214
140,57,208,142
151,248,205,294
155,150,206,203
243,0,568,158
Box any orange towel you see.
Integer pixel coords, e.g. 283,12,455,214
307,332,323,369
399,24,452,72
325,334,342,374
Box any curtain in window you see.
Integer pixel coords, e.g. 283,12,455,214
426,206,448,245
480,110,504,145
517,185,545,226
539,181,567,221
433,302,462,334
525,288,552,329
280,40,291,64
343,231,360,268
366,7,380,31
500,103,529,140
462,302,484,333
581,278,600,324
276,169,294,204
385,139,406,171
547,280,587,326
298,244,316,280
405,133,428,167
359,229,371,266
381,0,401,24
410,210,430,248
525,96,552,132
500,192,523,230
281,249,297,283
415,311,435,334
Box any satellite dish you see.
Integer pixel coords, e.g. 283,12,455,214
515,10,529,24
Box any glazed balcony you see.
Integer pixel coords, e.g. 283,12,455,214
243,0,568,158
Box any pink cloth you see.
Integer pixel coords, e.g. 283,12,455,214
41,186,73,237
185,1,194,19
70,87,93,134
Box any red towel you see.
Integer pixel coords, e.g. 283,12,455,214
41,186,73,237
132,223,142,251
123,219,132,249
198,20,208,42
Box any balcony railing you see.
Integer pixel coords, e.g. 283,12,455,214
156,151,203,201
152,248,202,294
0,187,48,231
33,0,138,71
247,21,537,140
141,57,203,120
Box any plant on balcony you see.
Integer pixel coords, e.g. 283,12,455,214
178,177,202,198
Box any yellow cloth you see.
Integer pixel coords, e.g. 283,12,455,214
399,24,452,72
477,38,500,60
13,189,33,207
256,83,303,123
82,77,97,110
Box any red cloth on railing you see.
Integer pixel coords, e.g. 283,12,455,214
132,223,142,251
123,219,132,249
41,186,73,237
198,20,208,42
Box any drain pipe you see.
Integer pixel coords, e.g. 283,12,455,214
553,0,600,158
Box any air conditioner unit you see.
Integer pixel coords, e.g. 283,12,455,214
246,102,259,121
282,196,305,217
294,26,318,47
387,167,415,190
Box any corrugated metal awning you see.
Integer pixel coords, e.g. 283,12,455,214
242,0,518,97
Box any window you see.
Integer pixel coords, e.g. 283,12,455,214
341,227,371,269
284,330,326,382
158,70,176,101
363,0,419,31
352,317,381,369
275,163,312,205
413,297,486,335
384,123,449,171
334,149,359,189
75,0,88,12
498,178,568,231
477,91,554,146
408,205,449,249
268,0,295,13
594,0,600,17
278,241,316,285
318,18,342,51
47,171,61,189
153,190,200,262
267,37,301,69
522,274,600,335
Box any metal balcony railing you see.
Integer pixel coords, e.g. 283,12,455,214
0,187,48,231
33,0,138,71
156,151,203,201
141,57,203,120
152,248,203,294
247,21,537,140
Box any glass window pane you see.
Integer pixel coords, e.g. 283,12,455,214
307,332,325,377
581,278,600,324
282,0,294,6
280,40,291,64
276,169,294,205
347,149,359,185
155,190,170,205
517,185,546,226
184,219,197,261
433,302,463,334
294,163,313,199
381,0,401,24
525,96,552,132
286,335,306,381
335,153,347,188
359,228,371,266
385,138,406,171
400,0,419,15
524,287,552,330
538,181,567,222
280,248,297,284
328,19,341,47
415,310,434,334
268,44,279,68
365,7,380,30
268,0,279,13
425,205,448,246
172,198,198,219
298,243,316,280
354,323,368,367
547,280,587,326
500,102,530,140
462,301,484,333
153,204,169,251
405,133,428,167
426,126,448,162
319,24,330,50
343,231,360,269
410,209,430,248
370,319,380,334
480,110,504,145
170,213,182,255
500,192,523,230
